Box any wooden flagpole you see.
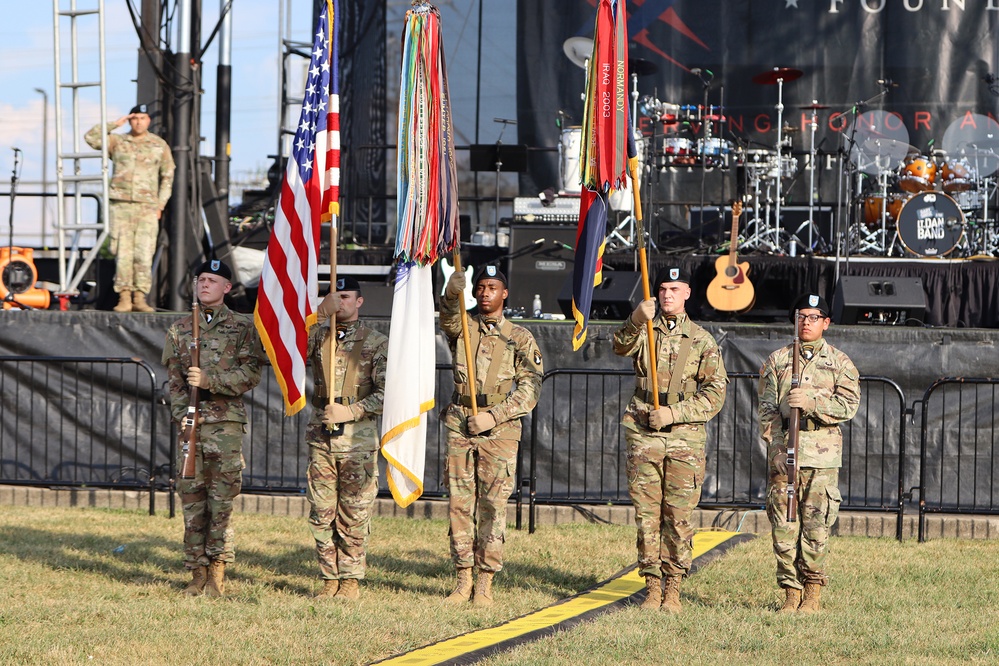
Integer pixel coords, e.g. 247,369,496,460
630,159,659,410
451,249,478,417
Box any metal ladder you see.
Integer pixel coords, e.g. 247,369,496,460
52,0,111,300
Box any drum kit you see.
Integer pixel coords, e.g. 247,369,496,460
849,112,999,257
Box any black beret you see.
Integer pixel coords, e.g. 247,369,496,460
473,264,507,287
129,104,150,115
195,259,232,281
789,293,831,321
335,276,362,293
653,265,691,287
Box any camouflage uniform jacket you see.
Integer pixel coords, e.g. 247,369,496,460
759,337,861,469
306,319,388,453
163,303,263,426
613,311,727,433
85,123,175,208
439,292,544,437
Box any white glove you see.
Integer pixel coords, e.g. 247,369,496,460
630,299,656,326
446,269,467,299
317,292,341,322
467,412,497,435
186,367,208,389
323,402,354,425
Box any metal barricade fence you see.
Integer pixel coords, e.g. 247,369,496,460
915,378,999,542
526,369,907,539
0,356,159,514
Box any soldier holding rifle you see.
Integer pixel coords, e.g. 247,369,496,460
614,265,728,613
439,264,543,607
163,260,263,597
306,276,388,601
759,293,860,614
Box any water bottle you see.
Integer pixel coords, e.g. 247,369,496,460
532,294,543,318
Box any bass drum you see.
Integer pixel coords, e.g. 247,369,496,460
559,127,583,194
895,191,965,257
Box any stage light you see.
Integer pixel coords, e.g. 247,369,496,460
0,247,51,310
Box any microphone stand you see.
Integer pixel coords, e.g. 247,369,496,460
696,70,713,249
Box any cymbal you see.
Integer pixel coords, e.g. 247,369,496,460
752,67,803,85
629,57,659,77
861,137,913,156
800,102,829,110
562,37,592,69
782,125,800,134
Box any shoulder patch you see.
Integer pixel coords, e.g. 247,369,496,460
533,349,542,366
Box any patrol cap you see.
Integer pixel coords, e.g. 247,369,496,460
129,103,150,115
473,264,507,287
335,275,362,293
653,265,691,288
789,292,830,321
195,259,232,282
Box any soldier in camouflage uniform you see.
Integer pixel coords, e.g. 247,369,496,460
162,260,262,597
759,293,860,614
85,103,175,313
613,265,727,613
305,276,388,602
440,264,543,607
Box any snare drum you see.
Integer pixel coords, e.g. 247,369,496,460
862,193,907,229
663,136,695,165
895,191,964,257
950,189,983,211
559,127,582,194
940,158,977,192
778,154,798,180
898,154,937,193
697,138,732,165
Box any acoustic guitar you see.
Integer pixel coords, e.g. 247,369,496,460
706,201,755,313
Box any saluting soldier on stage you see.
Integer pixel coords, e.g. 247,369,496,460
163,260,263,597
759,293,860,614
440,264,544,607
614,265,728,613
306,276,388,601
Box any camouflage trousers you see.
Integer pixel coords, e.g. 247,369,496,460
306,448,378,580
110,200,159,294
625,426,706,578
767,467,842,589
176,424,244,568
446,430,518,573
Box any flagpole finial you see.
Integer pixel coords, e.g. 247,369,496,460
411,0,433,11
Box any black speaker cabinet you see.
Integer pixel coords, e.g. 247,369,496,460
832,276,926,325
507,224,578,315
556,270,643,321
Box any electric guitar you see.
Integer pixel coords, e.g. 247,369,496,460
706,200,755,313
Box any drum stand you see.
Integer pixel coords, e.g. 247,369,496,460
788,103,826,254
741,171,786,253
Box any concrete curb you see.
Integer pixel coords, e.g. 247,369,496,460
1,485,997,540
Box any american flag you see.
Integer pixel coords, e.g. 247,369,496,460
255,0,340,415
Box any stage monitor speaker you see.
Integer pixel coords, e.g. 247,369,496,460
556,271,643,321
507,224,577,315
833,276,925,325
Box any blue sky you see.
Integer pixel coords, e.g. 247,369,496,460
1,1,516,246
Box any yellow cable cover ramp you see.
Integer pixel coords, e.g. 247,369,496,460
374,530,754,666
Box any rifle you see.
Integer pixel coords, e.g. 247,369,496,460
786,309,801,522
180,278,201,479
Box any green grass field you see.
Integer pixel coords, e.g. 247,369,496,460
0,504,996,665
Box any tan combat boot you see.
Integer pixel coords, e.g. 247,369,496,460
661,574,683,614
183,565,208,596
472,571,494,607
444,568,473,604
315,579,339,599
798,582,822,613
132,291,155,313
778,586,802,614
206,560,226,597
113,290,133,313
639,575,662,610
336,578,360,601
